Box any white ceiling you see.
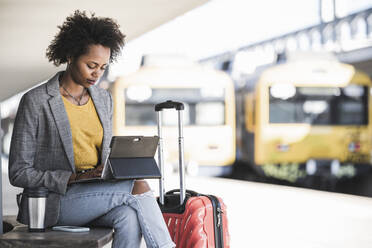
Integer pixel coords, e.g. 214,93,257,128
0,0,209,101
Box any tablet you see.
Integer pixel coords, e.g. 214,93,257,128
108,136,161,179
72,135,161,183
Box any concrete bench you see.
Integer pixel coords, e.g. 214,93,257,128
0,216,113,248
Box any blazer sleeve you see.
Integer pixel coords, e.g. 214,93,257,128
8,93,72,194
108,91,113,121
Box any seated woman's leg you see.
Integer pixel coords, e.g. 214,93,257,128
58,180,175,248
127,190,175,248
132,179,151,195
131,179,175,247
89,205,142,248
57,180,134,226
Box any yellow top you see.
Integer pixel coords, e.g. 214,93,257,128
62,96,103,171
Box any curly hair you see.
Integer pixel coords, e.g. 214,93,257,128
46,10,125,66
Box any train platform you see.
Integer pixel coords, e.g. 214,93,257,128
3,159,372,248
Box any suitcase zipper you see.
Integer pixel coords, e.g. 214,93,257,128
207,195,224,248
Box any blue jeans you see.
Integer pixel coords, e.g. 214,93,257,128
57,180,175,248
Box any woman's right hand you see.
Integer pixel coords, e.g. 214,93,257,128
68,164,104,184
78,164,104,180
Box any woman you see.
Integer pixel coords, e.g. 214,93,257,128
9,10,175,248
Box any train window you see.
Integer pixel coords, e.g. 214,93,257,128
163,105,191,125
338,102,365,124
303,101,328,114
125,104,157,126
124,104,191,126
124,88,226,126
195,102,224,125
343,85,364,98
269,86,368,125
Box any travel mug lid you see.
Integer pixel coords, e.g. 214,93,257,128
24,187,49,197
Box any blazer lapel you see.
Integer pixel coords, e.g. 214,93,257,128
88,86,110,163
46,72,75,172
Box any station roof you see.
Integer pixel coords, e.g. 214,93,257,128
0,0,209,102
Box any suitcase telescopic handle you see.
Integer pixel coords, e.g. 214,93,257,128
156,100,186,206
155,100,184,111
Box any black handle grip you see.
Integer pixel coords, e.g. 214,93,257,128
166,189,200,197
155,100,184,111
158,189,201,214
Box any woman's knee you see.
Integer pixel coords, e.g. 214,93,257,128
132,180,151,195
113,205,139,227
111,205,142,246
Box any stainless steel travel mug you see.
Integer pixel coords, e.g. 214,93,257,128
25,187,48,232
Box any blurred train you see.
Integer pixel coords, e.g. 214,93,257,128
236,53,372,182
110,57,236,176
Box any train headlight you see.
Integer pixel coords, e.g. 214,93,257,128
306,159,317,175
348,142,360,152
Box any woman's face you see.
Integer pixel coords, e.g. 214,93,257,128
69,44,111,88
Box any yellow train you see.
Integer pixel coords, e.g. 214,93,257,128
237,56,372,182
110,60,236,176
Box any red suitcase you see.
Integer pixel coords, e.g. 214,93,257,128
155,101,230,248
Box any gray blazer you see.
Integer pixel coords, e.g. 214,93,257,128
9,71,113,227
